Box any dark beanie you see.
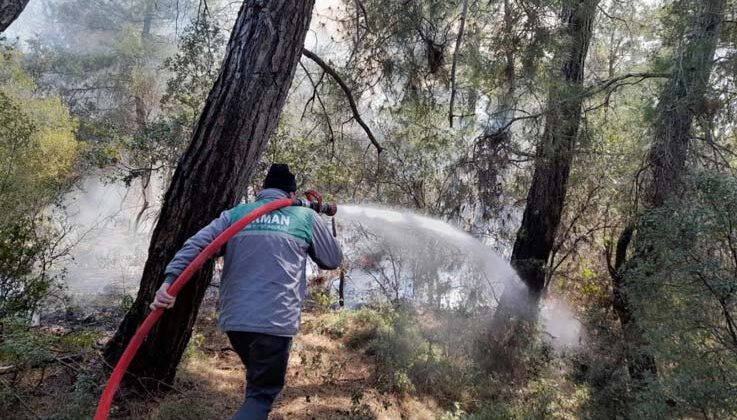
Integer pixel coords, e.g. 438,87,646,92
263,163,297,193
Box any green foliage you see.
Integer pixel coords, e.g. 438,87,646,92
21,0,204,189
0,45,79,318
119,293,135,311
315,307,592,417
0,319,55,368
348,389,373,419
182,332,206,361
4,0,737,418
626,172,737,418
311,307,394,340
160,16,225,119
320,308,473,405
0,218,55,317
0,319,103,419
308,288,334,313
566,306,631,419
0,50,79,219
46,372,105,420
136,14,227,176
0,318,103,367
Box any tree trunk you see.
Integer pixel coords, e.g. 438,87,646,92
103,0,315,388
476,0,599,376
647,0,724,208
612,0,725,384
474,0,517,221
0,0,29,32
510,0,599,308
141,0,154,40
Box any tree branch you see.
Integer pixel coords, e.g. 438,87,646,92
586,72,671,97
298,60,335,144
486,72,670,134
302,48,383,154
607,224,635,280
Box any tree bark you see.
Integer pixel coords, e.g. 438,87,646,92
104,0,315,388
0,0,29,33
510,0,600,308
647,0,724,208
612,0,726,384
476,0,599,376
474,0,517,221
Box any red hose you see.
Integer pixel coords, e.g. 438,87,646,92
94,198,295,420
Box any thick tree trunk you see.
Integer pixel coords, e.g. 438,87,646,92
647,0,724,208
609,225,658,383
613,0,725,384
104,0,315,388
0,0,29,32
510,0,599,308
477,0,599,376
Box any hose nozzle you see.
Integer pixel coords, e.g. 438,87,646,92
295,189,337,216
318,202,338,216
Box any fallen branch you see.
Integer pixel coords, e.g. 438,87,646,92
302,48,383,154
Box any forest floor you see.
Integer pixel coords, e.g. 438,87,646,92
4,290,443,420
124,309,443,419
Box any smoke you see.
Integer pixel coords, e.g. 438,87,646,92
540,297,583,350
59,177,157,298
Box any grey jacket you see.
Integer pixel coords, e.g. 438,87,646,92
164,189,342,336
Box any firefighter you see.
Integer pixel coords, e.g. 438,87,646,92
151,164,342,419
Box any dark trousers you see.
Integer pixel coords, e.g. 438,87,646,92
227,331,292,420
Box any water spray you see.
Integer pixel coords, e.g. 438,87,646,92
94,191,337,420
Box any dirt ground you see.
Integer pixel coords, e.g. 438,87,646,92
137,309,442,419
3,287,442,420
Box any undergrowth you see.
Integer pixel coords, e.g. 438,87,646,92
311,307,625,419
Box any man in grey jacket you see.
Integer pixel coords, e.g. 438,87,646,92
151,164,342,420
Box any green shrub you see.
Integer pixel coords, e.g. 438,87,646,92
307,288,333,313
46,372,104,420
0,45,79,320
626,173,737,418
119,294,135,311
0,318,55,368
314,308,473,401
313,307,394,340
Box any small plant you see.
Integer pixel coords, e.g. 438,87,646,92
0,317,55,371
309,288,333,313
439,402,466,420
47,371,104,420
323,360,347,384
391,370,416,394
119,294,134,311
182,332,206,361
348,389,373,420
